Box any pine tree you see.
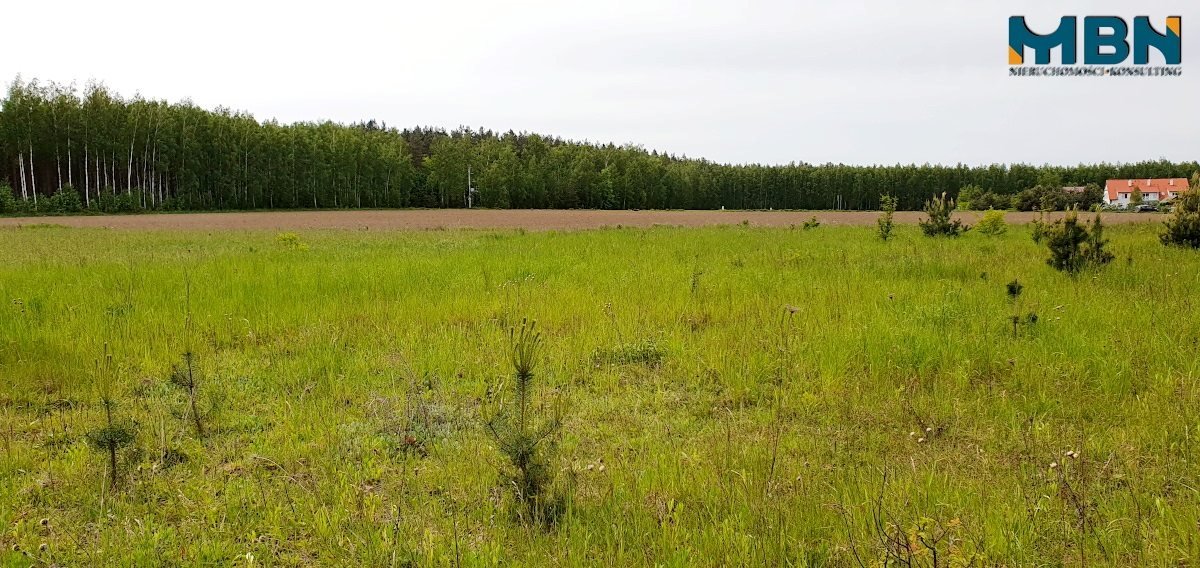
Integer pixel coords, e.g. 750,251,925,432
485,320,564,526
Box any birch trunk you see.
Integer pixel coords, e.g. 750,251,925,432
28,142,37,204
18,153,28,200
83,143,90,208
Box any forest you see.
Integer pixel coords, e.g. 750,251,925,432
2,77,1197,213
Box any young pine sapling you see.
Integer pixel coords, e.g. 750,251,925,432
1046,210,1113,275
169,275,205,438
486,319,565,526
86,345,136,487
877,194,897,241
919,192,968,237
1160,174,1200,248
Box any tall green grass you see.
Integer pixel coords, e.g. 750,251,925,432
1,223,1197,566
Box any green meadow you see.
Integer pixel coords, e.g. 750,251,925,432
1,222,1198,566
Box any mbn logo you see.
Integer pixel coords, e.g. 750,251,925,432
1009,16,1181,65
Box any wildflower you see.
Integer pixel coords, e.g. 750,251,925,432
909,431,916,437
917,437,926,443
1049,462,1058,469
925,427,933,433
587,463,595,471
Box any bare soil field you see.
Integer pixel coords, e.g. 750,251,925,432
0,209,1167,231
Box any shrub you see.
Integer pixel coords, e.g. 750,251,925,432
1046,212,1086,273
97,190,142,213
1129,187,1144,207
802,216,820,230
276,232,308,251
919,193,968,237
877,194,897,241
44,186,84,213
1013,184,1100,212
1014,185,1066,211
486,320,565,526
1031,212,1049,244
1083,214,1114,267
1046,211,1112,274
956,185,983,210
973,191,1013,211
0,184,25,214
1066,183,1104,210
975,209,1007,236
1160,185,1200,248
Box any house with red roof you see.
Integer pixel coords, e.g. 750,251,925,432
1103,178,1189,208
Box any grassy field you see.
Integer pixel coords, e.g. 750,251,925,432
1,221,1198,566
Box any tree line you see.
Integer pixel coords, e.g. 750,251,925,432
3,77,1197,213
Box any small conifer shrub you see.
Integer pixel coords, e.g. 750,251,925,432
86,346,136,486
486,319,565,526
1045,211,1113,274
877,195,897,241
1161,182,1200,248
919,193,968,237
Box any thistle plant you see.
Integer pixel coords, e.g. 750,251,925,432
486,319,564,526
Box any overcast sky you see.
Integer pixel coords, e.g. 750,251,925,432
3,0,1195,166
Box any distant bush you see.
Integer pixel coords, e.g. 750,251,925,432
44,186,84,213
877,194,897,241
97,190,142,213
975,209,1007,236
1160,183,1200,248
957,185,1011,211
802,216,820,230
956,185,983,210
973,191,1013,211
1015,184,1103,212
920,193,968,237
1046,210,1113,274
0,184,25,214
